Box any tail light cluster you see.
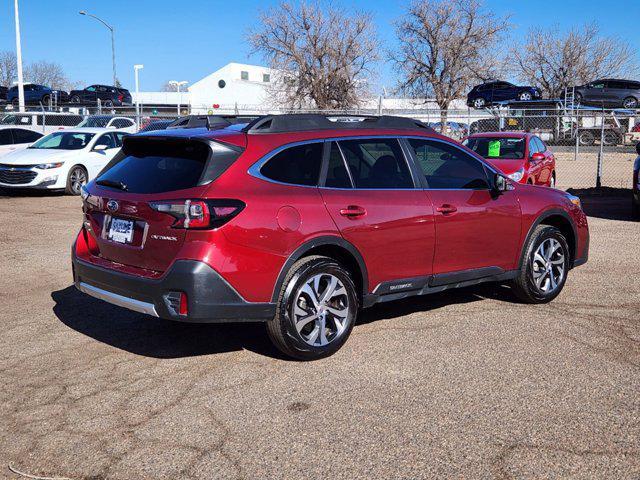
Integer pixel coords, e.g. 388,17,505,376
117,93,124,102
149,199,245,229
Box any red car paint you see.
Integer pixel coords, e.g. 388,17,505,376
74,123,588,314
464,131,556,186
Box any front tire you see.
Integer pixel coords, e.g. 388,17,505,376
473,97,486,109
622,96,638,109
519,92,533,101
70,95,81,104
267,255,358,360
65,166,88,195
510,225,570,303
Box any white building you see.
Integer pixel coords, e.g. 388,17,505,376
188,63,274,113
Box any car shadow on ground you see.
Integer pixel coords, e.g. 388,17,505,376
52,283,518,360
568,187,637,222
0,187,66,198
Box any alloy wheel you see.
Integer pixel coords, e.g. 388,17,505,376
70,168,87,195
473,98,485,109
520,92,532,101
292,273,350,347
623,97,637,109
531,238,566,294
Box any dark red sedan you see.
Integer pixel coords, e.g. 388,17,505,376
463,132,557,187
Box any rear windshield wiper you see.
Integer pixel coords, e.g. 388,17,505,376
96,179,128,191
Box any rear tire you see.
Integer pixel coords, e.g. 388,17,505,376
65,165,88,195
267,255,358,361
103,100,114,108
519,92,533,101
578,130,595,146
510,225,570,304
622,96,638,109
70,95,81,103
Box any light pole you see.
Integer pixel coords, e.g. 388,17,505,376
79,11,116,86
14,0,25,112
134,65,143,121
169,81,188,116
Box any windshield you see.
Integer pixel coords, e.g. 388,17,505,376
79,117,110,128
464,137,525,160
29,132,95,150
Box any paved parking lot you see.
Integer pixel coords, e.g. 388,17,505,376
0,191,638,479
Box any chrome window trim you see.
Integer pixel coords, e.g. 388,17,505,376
248,135,426,191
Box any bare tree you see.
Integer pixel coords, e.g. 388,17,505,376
513,24,638,98
248,1,379,109
0,51,17,88
24,61,70,90
393,0,510,127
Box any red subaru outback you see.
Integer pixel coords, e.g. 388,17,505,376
72,115,589,360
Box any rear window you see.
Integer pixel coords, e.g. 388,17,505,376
95,138,240,194
463,137,526,159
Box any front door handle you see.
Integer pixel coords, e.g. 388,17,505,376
339,205,367,218
436,204,458,215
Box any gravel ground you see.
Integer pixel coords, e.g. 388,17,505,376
0,191,638,480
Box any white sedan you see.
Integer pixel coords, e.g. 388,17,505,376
0,128,126,195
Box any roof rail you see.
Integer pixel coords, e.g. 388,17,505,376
242,114,433,134
166,114,260,130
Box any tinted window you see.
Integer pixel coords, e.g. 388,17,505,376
338,138,413,189
464,136,525,159
113,132,126,147
112,118,132,128
260,143,323,186
408,139,490,189
97,140,215,194
324,142,352,188
13,129,42,144
94,134,116,149
0,130,12,145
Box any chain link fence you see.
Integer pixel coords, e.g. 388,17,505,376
1,102,637,192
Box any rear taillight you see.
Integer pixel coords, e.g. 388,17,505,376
149,199,244,229
118,94,124,102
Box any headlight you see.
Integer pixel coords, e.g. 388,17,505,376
35,162,64,170
566,193,582,209
507,168,524,182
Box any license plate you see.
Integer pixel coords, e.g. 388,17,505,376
108,218,134,244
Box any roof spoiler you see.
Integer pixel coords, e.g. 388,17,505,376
166,115,261,130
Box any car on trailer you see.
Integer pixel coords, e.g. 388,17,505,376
72,114,589,360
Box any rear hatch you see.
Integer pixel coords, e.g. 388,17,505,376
83,134,242,272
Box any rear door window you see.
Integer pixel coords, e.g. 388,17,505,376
408,138,490,189
260,142,323,186
337,138,413,189
324,142,352,188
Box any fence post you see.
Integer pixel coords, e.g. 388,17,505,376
574,111,579,162
596,109,604,188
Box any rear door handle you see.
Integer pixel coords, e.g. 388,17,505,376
436,204,458,215
339,205,367,218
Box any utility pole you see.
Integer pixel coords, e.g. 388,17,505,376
14,0,25,112
134,64,143,123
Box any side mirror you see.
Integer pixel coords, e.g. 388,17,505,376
493,173,511,194
93,144,108,152
530,152,545,162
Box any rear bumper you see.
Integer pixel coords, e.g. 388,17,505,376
72,252,275,323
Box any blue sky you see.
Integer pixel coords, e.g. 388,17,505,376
1,0,639,92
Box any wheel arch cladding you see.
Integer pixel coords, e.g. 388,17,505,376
271,236,368,303
524,210,577,266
